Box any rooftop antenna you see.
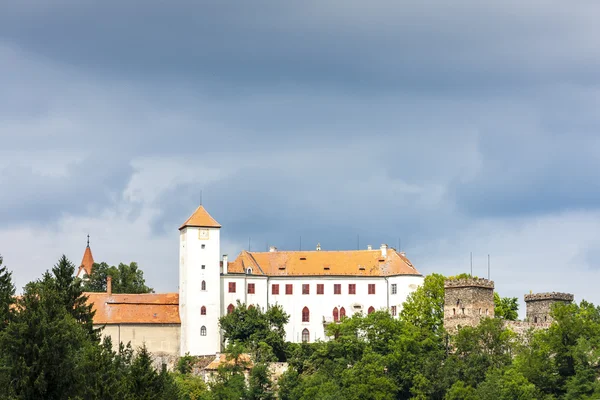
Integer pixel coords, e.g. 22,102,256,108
488,254,490,280
470,252,473,277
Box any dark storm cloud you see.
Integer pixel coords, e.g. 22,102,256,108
0,156,134,226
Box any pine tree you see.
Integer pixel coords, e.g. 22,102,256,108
0,255,15,332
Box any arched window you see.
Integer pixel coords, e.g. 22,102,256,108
534,317,538,323
201,306,206,315
453,308,456,315
333,307,339,322
302,306,310,322
302,328,310,343
201,280,206,291
368,306,375,314
340,307,346,319
227,304,234,314
200,326,207,336
246,268,252,274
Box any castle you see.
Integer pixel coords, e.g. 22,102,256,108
81,205,424,359
443,277,574,333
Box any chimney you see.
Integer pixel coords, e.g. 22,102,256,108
316,243,321,251
107,276,112,296
222,254,228,274
269,246,277,252
380,244,388,257
367,245,372,250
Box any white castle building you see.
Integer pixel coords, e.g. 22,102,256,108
84,205,424,358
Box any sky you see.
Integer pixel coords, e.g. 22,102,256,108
1,1,600,316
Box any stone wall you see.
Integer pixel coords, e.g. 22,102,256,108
525,292,574,323
443,278,495,333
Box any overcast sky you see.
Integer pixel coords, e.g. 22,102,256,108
1,1,600,315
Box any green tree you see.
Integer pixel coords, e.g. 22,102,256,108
83,261,153,294
476,367,540,399
494,292,519,320
247,363,276,400
0,255,15,332
400,273,446,333
128,344,177,400
219,301,289,361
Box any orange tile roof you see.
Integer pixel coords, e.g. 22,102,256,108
77,245,95,277
205,353,253,370
179,205,221,230
227,248,420,277
85,292,180,324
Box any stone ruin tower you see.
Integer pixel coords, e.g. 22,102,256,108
524,292,574,324
444,278,495,333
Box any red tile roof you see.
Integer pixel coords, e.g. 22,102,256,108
85,292,180,324
227,248,420,277
179,205,221,230
77,246,95,277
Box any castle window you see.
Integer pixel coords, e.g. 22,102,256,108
544,316,547,322
391,284,397,294
201,265,205,270
333,307,339,322
534,317,538,323
286,284,293,295
200,326,207,336
479,308,481,315
317,284,324,295
453,308,456,315
248,283,255,294
272,284,279,295
201,244,205,249
201,306,206,315
390,306,397,316
334,284,341,295
340,307,346,318
485,309,489,315
302,328,310,343
228,282,236,293
348,284,356,295
368,284,376,295
201,280,206,291
302,284,310,295
456,299,461,306
227,304,234,314
302,307,310,322
461,308,465,315
368,306,375,314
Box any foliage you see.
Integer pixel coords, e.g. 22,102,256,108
494,292,519,320
83,261,153,294
219,301,289,361
399,273,446,333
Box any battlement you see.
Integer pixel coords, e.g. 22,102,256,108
524,292,574,302
444,278,494,289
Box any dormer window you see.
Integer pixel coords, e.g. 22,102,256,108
278,265,286,270
324,266,330,270
300,257,307,261
246,268,252,274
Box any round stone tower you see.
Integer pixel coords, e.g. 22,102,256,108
524,292,574,323
444,278,495,333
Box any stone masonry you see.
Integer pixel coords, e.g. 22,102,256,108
444,278,495,333
524,292,574,323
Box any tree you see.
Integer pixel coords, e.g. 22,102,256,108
83,261,153,294
476,368,540,399
400,273,446,334
494,292,519,320
219,301,289,361
247,363,276,400
0,255,15,332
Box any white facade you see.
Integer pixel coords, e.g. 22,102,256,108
179,225,221,356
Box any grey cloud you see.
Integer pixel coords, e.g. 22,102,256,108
0,156,135,227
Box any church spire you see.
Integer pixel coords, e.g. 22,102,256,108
76,235,95,278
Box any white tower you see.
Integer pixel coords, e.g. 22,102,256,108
179,205,222,356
